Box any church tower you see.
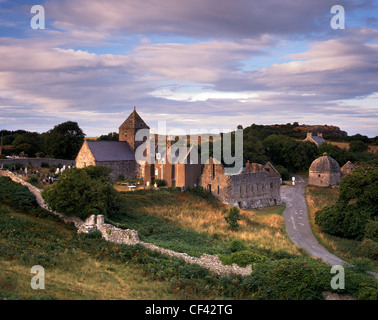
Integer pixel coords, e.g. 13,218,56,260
119,106,150,153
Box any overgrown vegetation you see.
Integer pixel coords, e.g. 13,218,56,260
1,177,377,300
315,165,377,241
42,166,120,219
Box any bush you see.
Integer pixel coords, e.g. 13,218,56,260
350,258,374,274
117,174,125,181
0,177,38,212
225,207,242,230
358,239,378,260
230,251,266,267
364,220,378,242
154,179,167,187
28,175,39,186
42,167,120,220
229,239,248,253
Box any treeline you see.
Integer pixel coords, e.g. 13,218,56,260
241,122,378,145
1,121,85,160
224,124,378,180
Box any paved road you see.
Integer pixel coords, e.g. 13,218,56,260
281,176,378,279
281,177,345,265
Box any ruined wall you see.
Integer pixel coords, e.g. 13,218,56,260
230,171,281,209
199,159,232,203
0,158,74,168
200,159,281,209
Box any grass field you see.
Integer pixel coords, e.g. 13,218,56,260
110,189,301,258
305,185,378,272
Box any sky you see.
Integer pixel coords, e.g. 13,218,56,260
0,0,377,137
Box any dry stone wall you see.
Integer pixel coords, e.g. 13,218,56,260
0,158,74,168
1,170,252,277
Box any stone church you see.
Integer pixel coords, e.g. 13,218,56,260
76,107,202,186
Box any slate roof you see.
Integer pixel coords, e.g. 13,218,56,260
309,153,340,173
310,135,326,146
86,140,135,161
119,108,150,130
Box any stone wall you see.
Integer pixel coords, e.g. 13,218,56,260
75,141,96,168
199,158,232,203
230,172,281,209
96,160,136,181
0,158,74,168
79,214,251,277
200,158,281,209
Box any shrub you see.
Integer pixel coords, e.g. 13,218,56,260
0,177,38,212
154,179,167,187
350,258,374,274
28,175,39,186
225,206,241,230
358,239,378,260
229,239,248,253
364,220,378,242
230,251,266,267
41,162,50,168
117,174,125,181
42,167,120,220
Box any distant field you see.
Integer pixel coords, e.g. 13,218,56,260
327,141,350,150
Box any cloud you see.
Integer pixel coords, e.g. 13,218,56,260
45,0,375,39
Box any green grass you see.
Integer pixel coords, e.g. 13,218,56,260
251,203,286,216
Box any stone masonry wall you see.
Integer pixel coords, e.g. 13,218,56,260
230,172,282,209
96,160,136,181
0,158,75,168
0,169,252,277
75,141,96,168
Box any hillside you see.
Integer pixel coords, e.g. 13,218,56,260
1,176,378,300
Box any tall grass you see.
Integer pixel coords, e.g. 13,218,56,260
112,189,301,256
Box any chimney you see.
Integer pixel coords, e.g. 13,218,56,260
317,133,323,138
307,132,313,138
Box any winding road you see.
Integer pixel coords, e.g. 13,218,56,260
281,176,378,279
281,177,344,265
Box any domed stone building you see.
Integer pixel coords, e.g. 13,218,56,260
308,153,341,187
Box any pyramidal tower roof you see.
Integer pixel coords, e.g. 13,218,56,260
119,106,150,130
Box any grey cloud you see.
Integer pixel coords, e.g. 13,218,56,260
45,0,375,39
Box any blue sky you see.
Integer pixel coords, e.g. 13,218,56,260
0,0,377,137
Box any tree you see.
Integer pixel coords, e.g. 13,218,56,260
225,206,242,230
42,166,119,220
43,121,85,159
349,140,369,153
98,132,119,141
12,132,42,157
315,165,378,240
